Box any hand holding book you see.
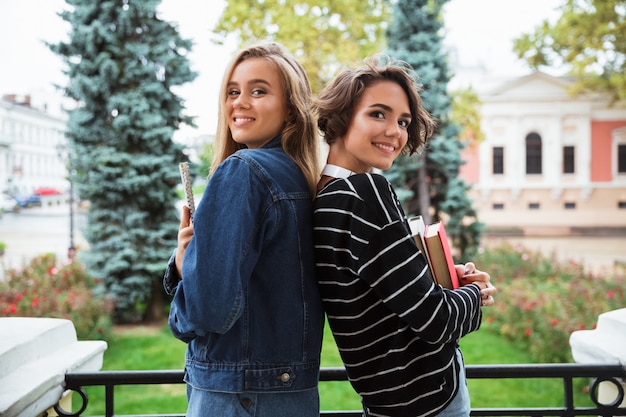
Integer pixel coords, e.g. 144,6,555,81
409,216,498,302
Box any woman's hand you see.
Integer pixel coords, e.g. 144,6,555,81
456,262,497,306
175,205,194,278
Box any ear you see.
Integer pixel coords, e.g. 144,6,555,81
285,109,296,124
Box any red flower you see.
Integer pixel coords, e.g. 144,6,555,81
551,319,558,326
9,304,17,314
525,328,532,337
606,290,615,300
31,298,39,308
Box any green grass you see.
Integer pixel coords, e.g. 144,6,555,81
73,322,591,415
460,330,592,408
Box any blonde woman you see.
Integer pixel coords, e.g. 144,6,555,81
164,41,323,417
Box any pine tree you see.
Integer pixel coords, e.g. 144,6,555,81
49,0,197,322
385,0,482,259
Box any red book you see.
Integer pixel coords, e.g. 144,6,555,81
423,221,459,289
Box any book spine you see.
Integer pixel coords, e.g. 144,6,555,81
436,224,459,289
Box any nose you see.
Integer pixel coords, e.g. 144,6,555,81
233,93,250,109
385,121,402,138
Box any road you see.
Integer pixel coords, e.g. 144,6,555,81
0,203,88,279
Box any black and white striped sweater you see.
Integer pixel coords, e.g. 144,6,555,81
314,173,482,417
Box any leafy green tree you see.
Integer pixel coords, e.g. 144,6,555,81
450,87,484,145
384,0,482,259
213,0,390,92
49,0,197,323
513,0,626,103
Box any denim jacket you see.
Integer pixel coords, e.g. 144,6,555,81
164,137,324,393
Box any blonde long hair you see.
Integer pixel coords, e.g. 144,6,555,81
210,41,320,196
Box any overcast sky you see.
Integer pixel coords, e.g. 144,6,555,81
0,0,561,139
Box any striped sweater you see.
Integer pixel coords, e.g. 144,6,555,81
313,173,482,417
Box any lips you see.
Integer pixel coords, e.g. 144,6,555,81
374,142,396,153
231,116,255,128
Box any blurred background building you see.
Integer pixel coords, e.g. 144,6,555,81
460,72,626,234
0,94,67,199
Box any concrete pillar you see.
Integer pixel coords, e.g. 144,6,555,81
570,308,626,408
0,317,107,417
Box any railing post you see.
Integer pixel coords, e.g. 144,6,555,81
570,308,626,408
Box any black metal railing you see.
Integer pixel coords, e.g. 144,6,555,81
55,364,626,417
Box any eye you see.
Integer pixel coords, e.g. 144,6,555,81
251,88,267,96
227,88,240,97
399,119,410,128
370,111,384,119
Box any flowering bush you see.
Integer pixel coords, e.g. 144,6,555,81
0,253,114,340
479,243,625,363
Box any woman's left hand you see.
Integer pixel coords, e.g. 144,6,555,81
456,262,497,306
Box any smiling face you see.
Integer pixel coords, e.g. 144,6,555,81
226,58,289,149
327,80,411,173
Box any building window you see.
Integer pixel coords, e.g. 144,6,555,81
564,202,576,209
619,144,626,174
492,147,504,174
492,203,504,210
526,133,542,174
563,146,575,174
528,202,540,210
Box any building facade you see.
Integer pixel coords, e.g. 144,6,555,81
0,95,68,197
460,72,626,234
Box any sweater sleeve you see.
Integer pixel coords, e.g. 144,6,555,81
350,175,482,344
358,220,482,344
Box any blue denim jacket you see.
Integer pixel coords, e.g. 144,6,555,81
165,137,324,393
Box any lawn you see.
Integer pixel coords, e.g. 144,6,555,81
73,322,591,415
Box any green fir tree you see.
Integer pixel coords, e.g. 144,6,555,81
49,0,197,322
384,0,482,259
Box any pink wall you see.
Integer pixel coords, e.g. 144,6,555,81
459,141,480,185
591,121,626,182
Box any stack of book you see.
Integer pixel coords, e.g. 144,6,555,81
408,216,459,289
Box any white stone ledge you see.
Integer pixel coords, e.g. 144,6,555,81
0,317,107,417
570,308,626,365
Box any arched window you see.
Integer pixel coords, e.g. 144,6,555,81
526,132,542,174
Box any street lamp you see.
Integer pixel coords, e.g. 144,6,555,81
56,142,76,259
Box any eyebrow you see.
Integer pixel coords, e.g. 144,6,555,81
370,103,412,119
227,78,272,87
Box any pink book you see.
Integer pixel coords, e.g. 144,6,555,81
424,221,459,289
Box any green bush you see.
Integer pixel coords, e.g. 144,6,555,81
479,243,625,362
0,253,114,340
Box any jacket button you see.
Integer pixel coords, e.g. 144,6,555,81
280,372,290,382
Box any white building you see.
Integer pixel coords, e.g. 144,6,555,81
0,95,68,197
460,72,626,234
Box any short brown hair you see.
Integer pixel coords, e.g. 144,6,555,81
315,55,436,155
